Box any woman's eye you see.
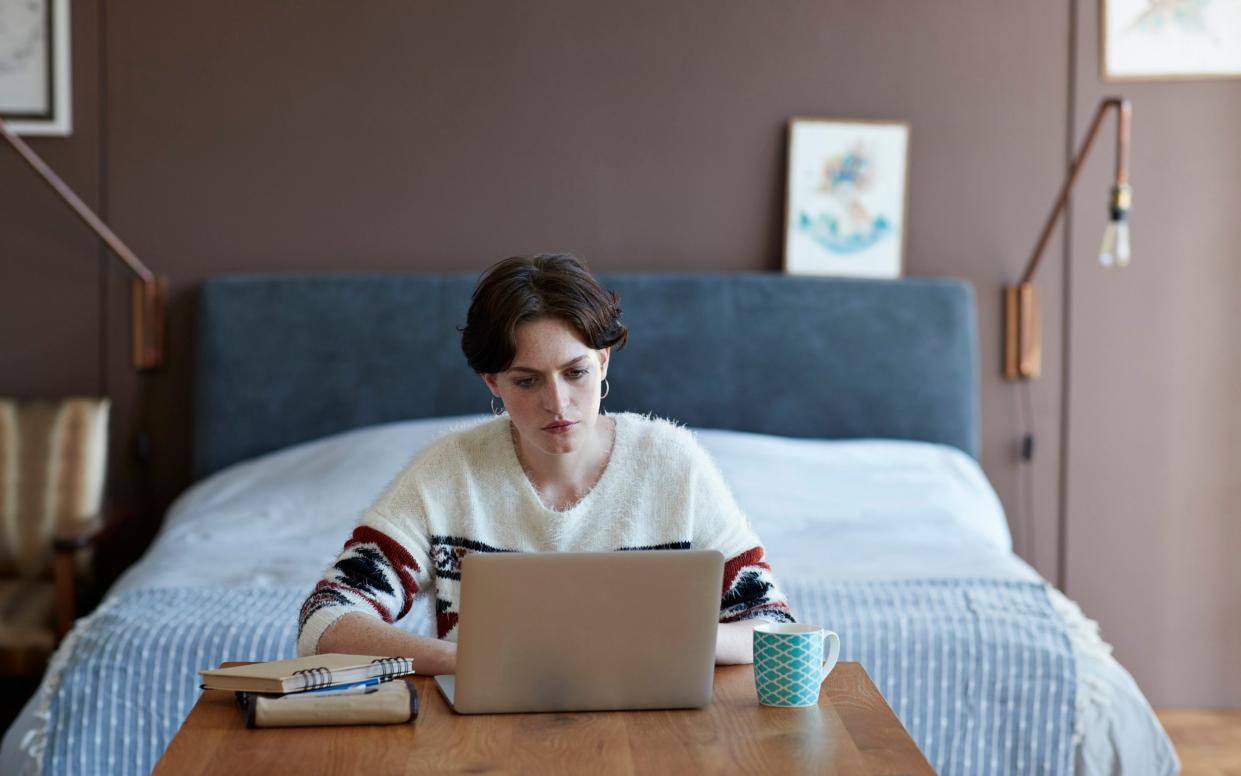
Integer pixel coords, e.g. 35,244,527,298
514,378,534,388
567,368,589,379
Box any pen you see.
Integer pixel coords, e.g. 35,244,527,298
299,678,383,696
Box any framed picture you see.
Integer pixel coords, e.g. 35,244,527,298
783,117,909,279
1102,0,1241,81
0,0,72,136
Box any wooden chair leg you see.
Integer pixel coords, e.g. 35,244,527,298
52,549,77,640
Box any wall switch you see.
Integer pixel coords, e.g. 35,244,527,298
1021,433,1035,461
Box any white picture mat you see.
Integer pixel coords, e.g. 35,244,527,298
1104,0,1241,79
0,0,71,136
784,119,908,279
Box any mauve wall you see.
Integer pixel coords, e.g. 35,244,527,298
0,1,1235,707
1064,4,1241,707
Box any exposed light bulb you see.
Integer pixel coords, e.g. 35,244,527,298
1098,220,1129,267
1100,184,1133,267
1113,220,1130,267
1102,218,1121,265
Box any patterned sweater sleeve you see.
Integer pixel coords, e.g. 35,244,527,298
685,434,796,625
296,473,435,656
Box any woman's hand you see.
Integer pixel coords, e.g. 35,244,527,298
714,619,770,664
317,612,458,675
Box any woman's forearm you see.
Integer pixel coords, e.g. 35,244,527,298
320,613,759,670
715,619,769,664
316,611,458,675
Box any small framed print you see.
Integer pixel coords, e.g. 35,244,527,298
0,0,73,136
783,117,909,279
1102,0,1241,81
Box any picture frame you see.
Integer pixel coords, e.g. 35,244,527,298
783,117,909,279
0,0,73,136
1101,0,1241,81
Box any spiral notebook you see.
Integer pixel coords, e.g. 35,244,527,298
199,654,413,694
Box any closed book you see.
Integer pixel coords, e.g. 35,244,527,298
199,654,413,694
237,680,419,728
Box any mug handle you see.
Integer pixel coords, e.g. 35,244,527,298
819,631,841,686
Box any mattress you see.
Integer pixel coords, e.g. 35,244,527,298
1,415,1178,775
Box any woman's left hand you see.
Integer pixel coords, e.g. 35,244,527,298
714,619,770,664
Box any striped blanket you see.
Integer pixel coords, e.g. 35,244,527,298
34,579,1074,775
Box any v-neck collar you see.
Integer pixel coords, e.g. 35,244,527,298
503,413,622,516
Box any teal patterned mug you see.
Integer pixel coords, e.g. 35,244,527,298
753,623,841,707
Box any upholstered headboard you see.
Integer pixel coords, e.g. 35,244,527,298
193,273,979,479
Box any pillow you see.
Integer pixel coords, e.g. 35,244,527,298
0,398,109,579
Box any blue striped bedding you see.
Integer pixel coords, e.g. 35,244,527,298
36,578,1074,776
790,578,1075,774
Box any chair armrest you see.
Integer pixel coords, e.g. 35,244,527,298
52,505,136,639
52,505,135,553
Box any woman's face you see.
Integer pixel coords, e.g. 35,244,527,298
483,317,610,457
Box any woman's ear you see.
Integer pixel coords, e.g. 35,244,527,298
598,347,611,380
481,372,500,395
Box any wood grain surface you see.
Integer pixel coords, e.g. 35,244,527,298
1156,708,1240,776
154,662,933,775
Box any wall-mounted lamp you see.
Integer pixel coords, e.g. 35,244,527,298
1,117,167,370
1004,97,1132,380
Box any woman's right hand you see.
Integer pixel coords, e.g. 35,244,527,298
317,611,458,675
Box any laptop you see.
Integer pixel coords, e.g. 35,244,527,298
434,549,724,714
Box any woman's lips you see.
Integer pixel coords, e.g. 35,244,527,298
542,421,576,434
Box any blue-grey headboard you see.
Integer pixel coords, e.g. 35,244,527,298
193,272,979,479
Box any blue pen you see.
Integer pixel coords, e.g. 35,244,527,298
301,677,383,695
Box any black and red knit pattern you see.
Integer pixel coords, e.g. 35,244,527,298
720,546,795,624
423,537,792,639
300,530,792,646
429,535,513,580
298,526,422,637
429,536,514,636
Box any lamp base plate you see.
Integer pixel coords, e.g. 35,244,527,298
1003,283,1041,381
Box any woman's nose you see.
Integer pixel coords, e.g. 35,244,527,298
544,378,571,412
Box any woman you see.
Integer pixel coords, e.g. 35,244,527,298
296,253,794,674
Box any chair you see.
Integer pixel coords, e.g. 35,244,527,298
0,397,121,677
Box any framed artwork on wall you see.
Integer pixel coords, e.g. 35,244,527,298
0,0,72,136
783,117,909,279
1102,0,1241,81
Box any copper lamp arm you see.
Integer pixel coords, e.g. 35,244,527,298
1019,97,1132,286
0,117,166,370
1003,96,1132,381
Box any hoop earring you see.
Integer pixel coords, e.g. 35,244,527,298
491,396,505,416
600,379,610,400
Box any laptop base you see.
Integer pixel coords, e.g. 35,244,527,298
433,675,457,709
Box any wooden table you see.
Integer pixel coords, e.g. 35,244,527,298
154,662,933,775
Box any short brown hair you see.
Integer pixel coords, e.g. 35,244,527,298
461,253,628,374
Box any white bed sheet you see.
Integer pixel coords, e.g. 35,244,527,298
2,415,1177,776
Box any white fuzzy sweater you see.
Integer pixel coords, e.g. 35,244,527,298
297,412,794,656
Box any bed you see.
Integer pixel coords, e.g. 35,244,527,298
1,272,1178,775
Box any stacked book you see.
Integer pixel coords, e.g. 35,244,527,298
199,654,418,728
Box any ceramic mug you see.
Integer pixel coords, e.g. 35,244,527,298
753,623,841,707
